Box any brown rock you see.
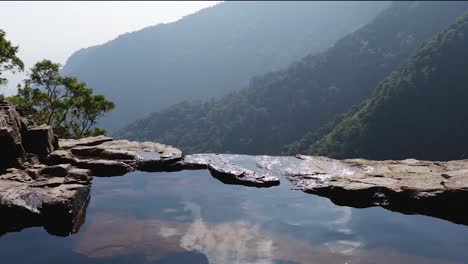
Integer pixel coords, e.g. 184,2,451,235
70,145,137,160
286,155,468,225
3,99,468,235
67,168,92,180
46,150,77,165
181,154,280,187
0,102,27,169
76,159,133,176
0,166,92,236
51,139,184,175
23,124,58,157
59,135,113,149
40,164,72,177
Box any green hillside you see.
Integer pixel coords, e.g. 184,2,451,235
117,2,468,155
307,12,468,161
62,1,387,131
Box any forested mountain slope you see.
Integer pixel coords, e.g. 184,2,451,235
305,12,468,161
61,1,388,131
117,2,468,155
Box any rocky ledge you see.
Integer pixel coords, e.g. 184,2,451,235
0,102,281,235
286,155,468,225
0,102,88,236
176,154,468,225
2,102,468,236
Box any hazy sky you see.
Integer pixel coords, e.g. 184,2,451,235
0,1,220,94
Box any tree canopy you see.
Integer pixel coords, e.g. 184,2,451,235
8,60,115,138
61,2,388,131
306,12,468,161
0,29,24,89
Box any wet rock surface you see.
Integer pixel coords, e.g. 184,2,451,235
181,154,280,187
0,165,91,236
2,102,468,236
0,103,86,236
286,155,468,225
177,154,468,225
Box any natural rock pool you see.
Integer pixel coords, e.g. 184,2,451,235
1,169,467,264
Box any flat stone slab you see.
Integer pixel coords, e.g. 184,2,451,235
286,155,468,225
3,129,468,237
37,142,468,226
47,139,183,176
0,165,91,236
59,135,113,149
182,154,280,187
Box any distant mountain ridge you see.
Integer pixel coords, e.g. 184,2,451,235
304,12,468,161
61,1,389,131
117,2,468,155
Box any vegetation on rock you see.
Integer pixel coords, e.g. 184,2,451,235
7,60,114,138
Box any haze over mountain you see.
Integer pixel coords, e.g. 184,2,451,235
0,1,218,95
117,1,468,155
304,12,468,161
61,1,389,131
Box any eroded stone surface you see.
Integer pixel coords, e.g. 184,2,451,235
23,124,59,157
48,138,184,176
0,165,91,236
286,155,468,225
177,154,468,225
0,103,88,236
3,102,468,236
181,154,280,187
59,135,113,149
0,102,28,169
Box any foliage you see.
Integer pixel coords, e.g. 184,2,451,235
8,60,115,138
62,2,389,131
0,29,24,90
116,2,468,155
307,12,468,161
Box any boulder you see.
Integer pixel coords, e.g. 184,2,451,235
0,102,27,169
0,165,92,236
23,124,59,157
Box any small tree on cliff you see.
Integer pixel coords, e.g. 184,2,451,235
0,29,24,98
8,60,115,138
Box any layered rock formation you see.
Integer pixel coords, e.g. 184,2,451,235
1,102,468,237
286,155,468,225
0,102,87,236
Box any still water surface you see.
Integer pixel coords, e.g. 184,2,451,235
1,170,467,264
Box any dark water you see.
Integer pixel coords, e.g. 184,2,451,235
1,170,468,264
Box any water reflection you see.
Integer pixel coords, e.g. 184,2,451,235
0,190,90,237
1,170,468,264
74,210,457,264
179,202,275,264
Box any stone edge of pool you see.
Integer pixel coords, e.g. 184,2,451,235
1,102,468,236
